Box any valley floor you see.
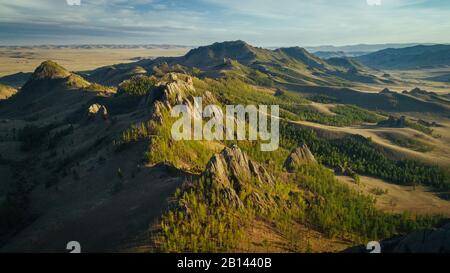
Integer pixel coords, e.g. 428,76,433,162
337,175,450,217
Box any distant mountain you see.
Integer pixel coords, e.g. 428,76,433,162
305,43,437,54
355,45,450,69
313,51,368,59
87,40,385,87
426,73,450,83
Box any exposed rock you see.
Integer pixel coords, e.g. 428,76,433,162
88,103,109,121
203,145,274,209
145,73,216,124
284,144,317,172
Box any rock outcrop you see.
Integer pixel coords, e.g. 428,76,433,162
284,144,317,172
88,103,109,121
144,73,216,123
203,145,274,209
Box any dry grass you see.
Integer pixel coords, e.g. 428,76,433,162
0,47,189,76
337,175,450,217
292,120,450,166
238,219,351,253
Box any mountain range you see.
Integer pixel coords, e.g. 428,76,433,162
355,45,450,70
0,41,449,253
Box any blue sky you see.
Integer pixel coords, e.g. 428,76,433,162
0,0,449,46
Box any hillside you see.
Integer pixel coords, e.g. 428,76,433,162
1,53,449,253
356,45,450,70
85,40,385,87
0,84,17,100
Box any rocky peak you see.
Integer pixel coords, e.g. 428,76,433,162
284,144,317,172
203,145,274,209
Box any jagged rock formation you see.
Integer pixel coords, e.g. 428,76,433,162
144,73,216,123
284,144,317,172
203,145,274,209
0,84,17,100
87,103,109,121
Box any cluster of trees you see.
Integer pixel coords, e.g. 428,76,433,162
286,104,384,127
281,123,449,189
159,176,245,252
118,76,158,96
292,164,442,241
157,148,443,252
194,77,384,127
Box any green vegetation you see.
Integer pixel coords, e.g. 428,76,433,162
119,76,158,96
32,60,70,79
288,104,384,127
293,164,441,241
159,176,246,252
309,94,339,104
145,112,216,173
370,187,389,196
382,133,433,153
193,77,383,127
405,120,434,135
157,152,442,252
115,111,216,173
281,123,449,189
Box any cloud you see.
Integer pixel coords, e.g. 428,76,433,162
0,0,449,46
367,0,382,6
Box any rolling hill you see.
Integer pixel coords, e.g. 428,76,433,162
0,84,17,100
356,45,450,70
85,40,386,87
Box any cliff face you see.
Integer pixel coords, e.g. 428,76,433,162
203,145,275,210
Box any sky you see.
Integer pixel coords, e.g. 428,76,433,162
0,0,449,46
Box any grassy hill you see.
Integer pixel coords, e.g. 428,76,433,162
0,84,17,100
86,40,386,88
356,45,450,70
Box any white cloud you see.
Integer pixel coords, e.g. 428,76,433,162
367,0,382,6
